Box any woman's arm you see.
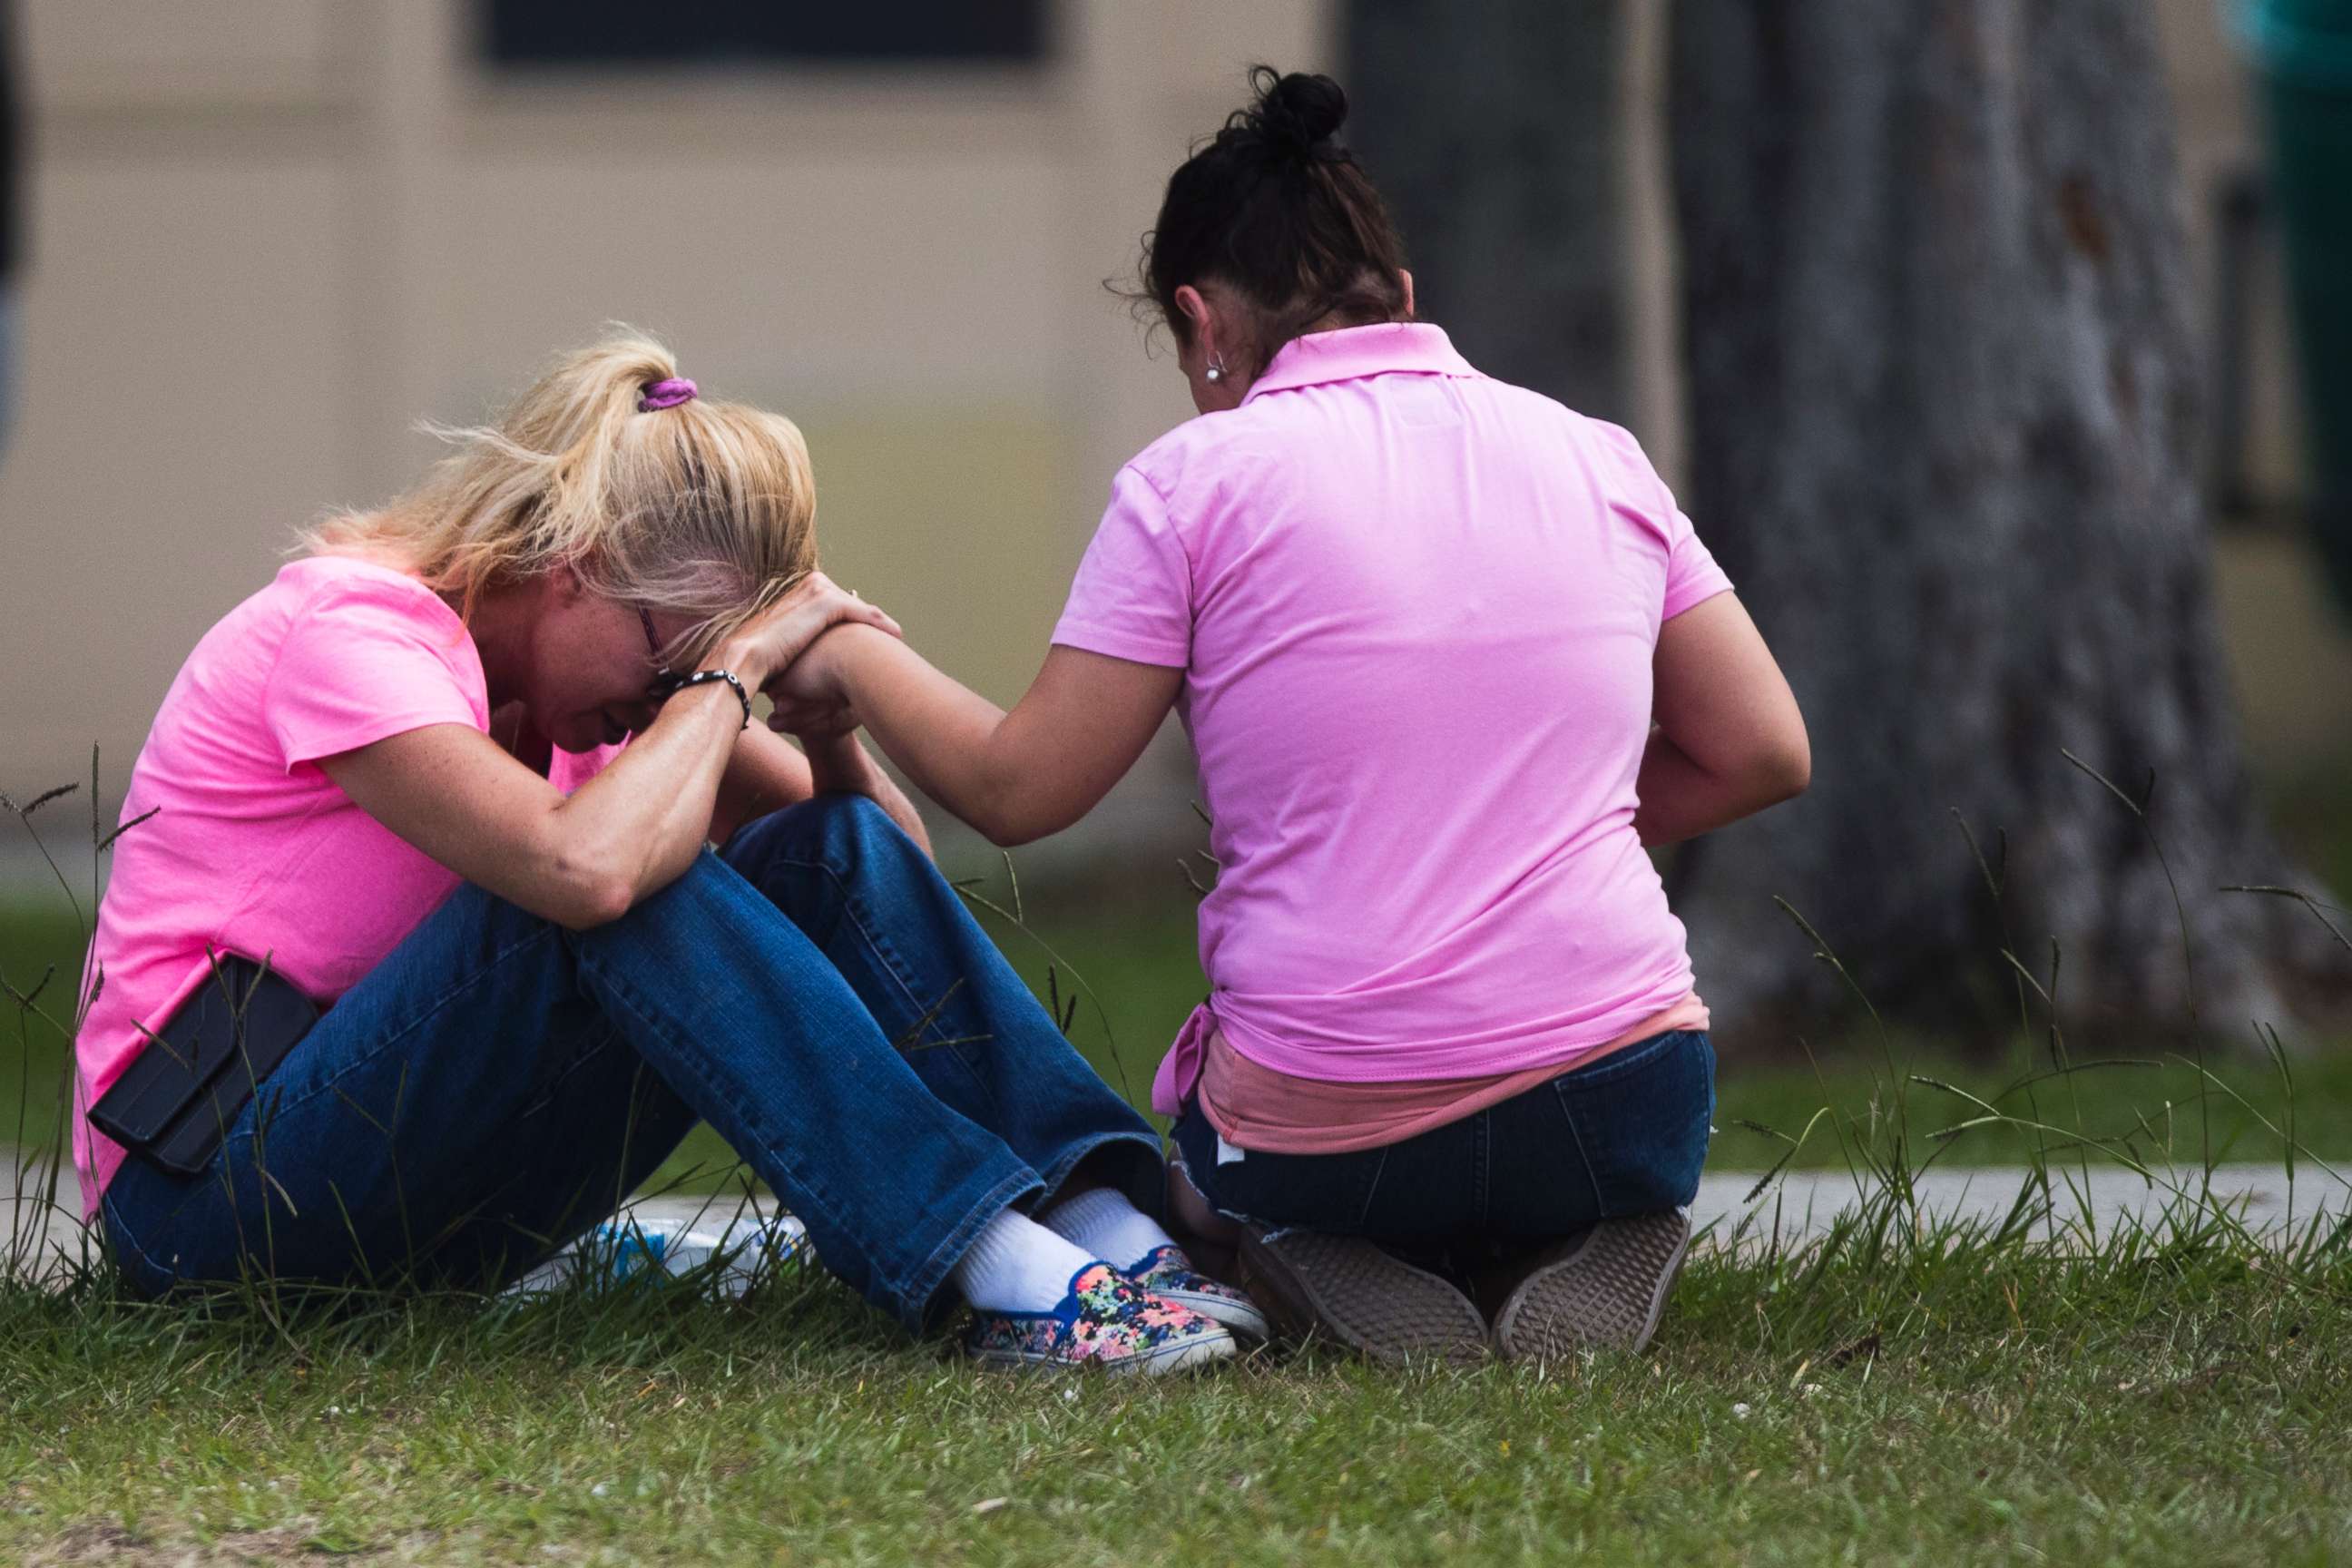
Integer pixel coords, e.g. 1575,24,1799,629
709,726,814,845
318,574,897,929
708,726,930,854
321,682,751,930
772,627,1181,847
1632,592,1810,846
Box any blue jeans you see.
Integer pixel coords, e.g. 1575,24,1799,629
101,795,1161,1331
1171,1029,1714,1252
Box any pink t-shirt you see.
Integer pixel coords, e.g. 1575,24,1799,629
1049,323,1733,1116
73,555,619,1218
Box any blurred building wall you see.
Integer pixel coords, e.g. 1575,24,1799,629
0,0,2340,868
0,0,1324,867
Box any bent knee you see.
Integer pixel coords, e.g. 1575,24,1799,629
730,791,910,872
774,790,900,837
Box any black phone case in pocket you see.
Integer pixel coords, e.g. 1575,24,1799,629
88,953,318,1177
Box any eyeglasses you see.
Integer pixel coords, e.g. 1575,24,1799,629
639,605,686,703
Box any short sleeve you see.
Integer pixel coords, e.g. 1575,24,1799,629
1661,502,1734,622
1049,464,1194,669
262,577,487,771
1583,416,1733,622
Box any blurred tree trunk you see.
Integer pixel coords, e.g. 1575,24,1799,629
1346,0,1632,423
1669,1,2347,1042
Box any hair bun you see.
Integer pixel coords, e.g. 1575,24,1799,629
1250,67,1348,155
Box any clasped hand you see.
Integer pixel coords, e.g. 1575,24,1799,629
709,570,897,741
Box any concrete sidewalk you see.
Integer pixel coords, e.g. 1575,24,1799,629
1685,1160,2350,1246
620,1161,2352,1250
11,1154,2346,1289
0,1151,89,1285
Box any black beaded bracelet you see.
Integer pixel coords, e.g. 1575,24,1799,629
661,668,753,730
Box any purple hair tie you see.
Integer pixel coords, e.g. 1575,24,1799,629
638,377,699,412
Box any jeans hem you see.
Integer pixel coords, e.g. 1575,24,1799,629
901,1163,1045,1334
1030,1129,1167,1223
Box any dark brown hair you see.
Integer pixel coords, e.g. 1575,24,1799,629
1134,66,1410,378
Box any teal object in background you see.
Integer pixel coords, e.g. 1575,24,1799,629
2246,0,2352,616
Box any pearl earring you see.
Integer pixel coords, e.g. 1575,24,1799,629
1205,357,1227,384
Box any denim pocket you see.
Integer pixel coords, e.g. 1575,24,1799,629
1550,1031,1715,1220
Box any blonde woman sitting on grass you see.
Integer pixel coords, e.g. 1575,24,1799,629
75,335,1261,1373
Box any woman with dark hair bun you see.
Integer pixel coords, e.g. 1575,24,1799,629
1138,66,1410,373
772,67,1811,1363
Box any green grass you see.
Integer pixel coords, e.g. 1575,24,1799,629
2268,760,2352,920
3,1206,2347,1565
0,899,84,1161
1712,1037,2352,1173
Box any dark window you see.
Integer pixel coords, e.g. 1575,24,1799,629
479,2,1048,68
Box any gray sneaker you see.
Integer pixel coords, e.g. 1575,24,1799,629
1490,1209,1692,1361
1238,1226,1489,1366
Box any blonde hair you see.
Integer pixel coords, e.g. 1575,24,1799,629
303,330,816,668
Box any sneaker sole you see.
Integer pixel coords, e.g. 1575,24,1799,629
1149,1287,1272,1345
967,1326,1238,1377
1493,1210,1691,1361
1239,1228,1488,1367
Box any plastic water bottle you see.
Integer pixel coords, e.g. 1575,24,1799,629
503,1210,811,1300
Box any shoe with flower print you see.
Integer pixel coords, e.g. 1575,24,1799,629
963,1262,1237,1374
1119,1244,1270,1344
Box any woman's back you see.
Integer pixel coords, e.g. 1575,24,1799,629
779,65,1806,1358
1054,322,1731,1082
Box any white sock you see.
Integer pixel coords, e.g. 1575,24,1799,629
1042,1187,1178,1274
950,1210,1098,1315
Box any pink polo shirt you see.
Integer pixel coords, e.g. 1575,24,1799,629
73,555,621,1218
1050,323,1732,1129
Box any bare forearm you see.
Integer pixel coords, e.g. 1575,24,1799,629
710,730,814,847
804,731,933,855
553,682,746,906
824,628,1025,838
786,627,1180,848
1632,725,1803,847
328,577,908,931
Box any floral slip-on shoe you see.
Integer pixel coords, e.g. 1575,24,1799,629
1120,1244,1271,1344
963,1262,1237,1374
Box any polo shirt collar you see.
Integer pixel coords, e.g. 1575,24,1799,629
1241,322,1476,404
